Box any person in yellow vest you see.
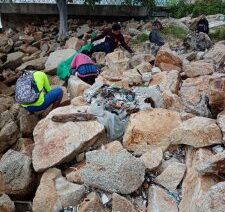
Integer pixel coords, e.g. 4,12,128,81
15,70,63,112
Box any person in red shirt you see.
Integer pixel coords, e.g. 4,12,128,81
91,23,133,54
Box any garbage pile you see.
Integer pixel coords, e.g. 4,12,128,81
84,83,138,118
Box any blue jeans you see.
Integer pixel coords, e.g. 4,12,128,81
25,87,63,112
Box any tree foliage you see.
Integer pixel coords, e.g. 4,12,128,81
167,0,225,18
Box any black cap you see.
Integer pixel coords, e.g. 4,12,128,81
112,23,121,31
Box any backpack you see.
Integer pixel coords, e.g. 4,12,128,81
15,71,40,104
70,64,99,78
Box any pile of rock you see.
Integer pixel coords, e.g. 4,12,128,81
0,15,225,212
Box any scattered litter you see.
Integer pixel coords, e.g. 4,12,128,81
63,206,77,212
85,83,137,118
212,145,225,154
101,193,111,205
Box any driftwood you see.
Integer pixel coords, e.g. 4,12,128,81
51,113,96,123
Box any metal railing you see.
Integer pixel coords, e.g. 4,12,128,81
0,0,181,6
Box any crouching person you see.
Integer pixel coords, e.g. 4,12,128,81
15,70,63,112
70,53,100,85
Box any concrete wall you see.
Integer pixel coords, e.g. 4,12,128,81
0,3,148,17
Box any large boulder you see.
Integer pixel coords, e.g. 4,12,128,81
14,138,34,158
0,96,13,113
0,194,15,212
112,193,137,212
204,41,225,66
105,50,129,71
122,69,142,87
33,168,59,212
45,49,75,74
19,112,39,137
19,44,38,55
0,83,14,97
2,52,24,70
67,75,91,99
123,109,222,153
183,60,215,78
78,192,107,212
158,62,182,72
32,105,106,172
217,110,225,141
0,35,13,53
129,54,155,68
123,109,182,154
92,52,106,66
154,161,186,191
140,147,163,171
32,168,61,212
135,62,152,74
16,57,47,72
81,149,145,194
133,86,165,110
179,75,225,116
33,168,85,212
196,151,225,175
0,111,19,153
196,182,225,212
155,49,182,70
76,24,90,37
179,148,221,212
184,32,212,51
147,185,178,212
165,116,222,148
0,150,35,198
64,37,84,50
55,176,85,208
149,70,180,94
167,19,189,32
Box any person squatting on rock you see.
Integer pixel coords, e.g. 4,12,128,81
195,15,209,34
90,23,134,54
70,52,100,85
148,19,164,55
149,19,165,47
15,70,63,112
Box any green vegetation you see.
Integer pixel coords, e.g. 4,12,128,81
162,25,188,40
167,0,225,18
209,27,225,41
131,33,149,46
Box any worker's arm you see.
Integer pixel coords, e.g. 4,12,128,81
91,29,108,42
119,35,133,53
42,72,51,92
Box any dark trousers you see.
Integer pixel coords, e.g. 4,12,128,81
91,41,113,54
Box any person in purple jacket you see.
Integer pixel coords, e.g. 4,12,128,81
91,23,134,54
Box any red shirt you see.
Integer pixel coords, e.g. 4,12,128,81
92,28,133,53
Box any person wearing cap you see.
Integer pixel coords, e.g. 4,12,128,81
91,23,133,54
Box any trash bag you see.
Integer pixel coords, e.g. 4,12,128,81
78,42,93,54
57,43,94,81
57,52,78,80
88,102,128,141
